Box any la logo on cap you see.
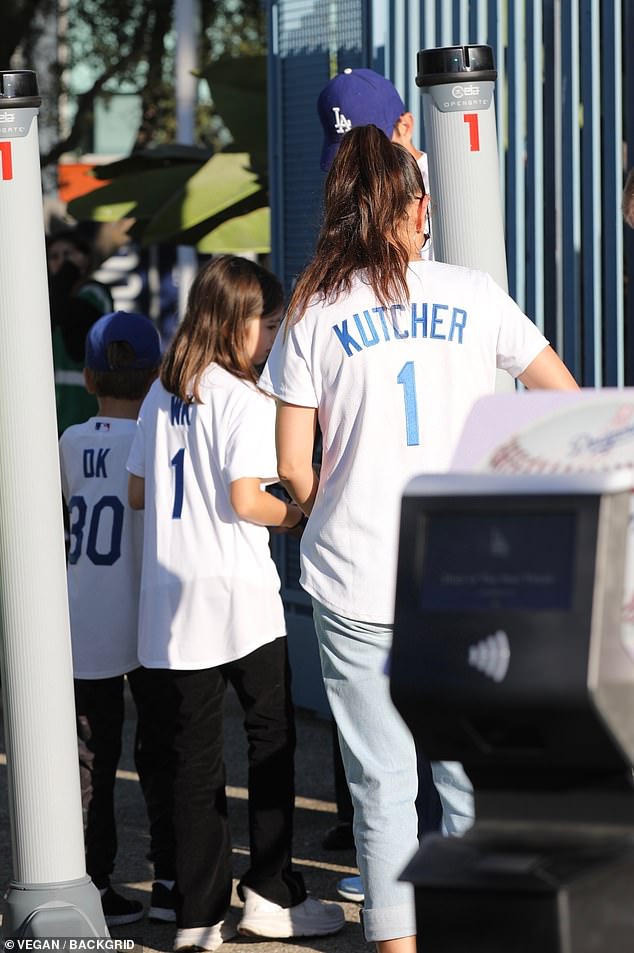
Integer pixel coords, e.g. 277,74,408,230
332,106,351,135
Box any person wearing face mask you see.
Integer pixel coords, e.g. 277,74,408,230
260,124,578,953
316,75,440,901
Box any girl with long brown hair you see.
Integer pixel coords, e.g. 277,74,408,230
127,255,344,950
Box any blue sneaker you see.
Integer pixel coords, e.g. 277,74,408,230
336,875,364,902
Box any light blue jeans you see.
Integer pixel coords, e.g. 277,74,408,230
312,598,473,942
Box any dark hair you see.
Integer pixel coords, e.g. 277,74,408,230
91,341,158,400
287,124,425,324
46,228,94,260
160,255,284,402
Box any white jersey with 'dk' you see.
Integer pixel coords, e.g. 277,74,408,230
260,260,549,624
126,367,286,670
59,417,143,678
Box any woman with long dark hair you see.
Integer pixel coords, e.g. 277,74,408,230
260,124,577,953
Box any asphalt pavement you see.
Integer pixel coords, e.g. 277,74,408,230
0,684,369,953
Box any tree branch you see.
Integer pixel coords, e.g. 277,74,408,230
40,2,154,168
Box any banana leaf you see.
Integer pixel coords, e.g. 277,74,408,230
140,152,263,245
67,162,204,222
199,55,267,171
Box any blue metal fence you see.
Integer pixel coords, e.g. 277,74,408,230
383,0,632,385
269,0,634,386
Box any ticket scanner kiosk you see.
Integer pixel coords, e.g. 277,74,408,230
391,471,634,953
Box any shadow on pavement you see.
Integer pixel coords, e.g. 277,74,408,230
0,685,367,953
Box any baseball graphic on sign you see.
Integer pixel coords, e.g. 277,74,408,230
476,394,634,665
479,398,634,474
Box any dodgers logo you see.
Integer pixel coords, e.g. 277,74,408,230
332,106,352,135
569,405,634,457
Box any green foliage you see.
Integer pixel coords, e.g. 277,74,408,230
201,0,265,60
12,0,270,250
9,0,267,163
2,0,56,67
200,55,267,167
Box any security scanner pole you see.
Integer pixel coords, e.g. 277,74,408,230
0,70,107,936
417,44,512,392
391,471,634,953
417,44,506,289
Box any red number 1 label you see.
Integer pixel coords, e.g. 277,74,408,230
463,113,480,152
0,142,13,180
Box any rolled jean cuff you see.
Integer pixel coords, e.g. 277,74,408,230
361,897,417,943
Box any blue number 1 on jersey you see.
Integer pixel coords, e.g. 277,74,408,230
171,448,185,519
397,361,420,446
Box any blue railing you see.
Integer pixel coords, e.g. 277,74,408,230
269,0,633,386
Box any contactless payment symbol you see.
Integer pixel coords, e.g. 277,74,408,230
468,630,510,683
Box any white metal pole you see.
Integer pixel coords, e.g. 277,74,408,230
0,69,106,938
175,0,198,321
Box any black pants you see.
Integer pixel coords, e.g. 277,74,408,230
223,638,305,908
138,637,305,929
74,666,176,889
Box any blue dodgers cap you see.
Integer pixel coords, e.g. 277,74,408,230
317,68,406,172
85,310,161,372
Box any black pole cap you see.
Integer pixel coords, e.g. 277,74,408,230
416,45,496,87
0,70,40,106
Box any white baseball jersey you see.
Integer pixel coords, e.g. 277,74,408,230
126,366,286,669
59,417,143,678
260,259,549,624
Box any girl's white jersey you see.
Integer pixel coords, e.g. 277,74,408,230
127,366,286,669
260,259,549,624
59,417,143,678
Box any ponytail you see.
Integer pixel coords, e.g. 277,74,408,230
287,124,424,325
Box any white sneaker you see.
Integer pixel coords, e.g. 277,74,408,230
238,886,345,938
173,919,236,952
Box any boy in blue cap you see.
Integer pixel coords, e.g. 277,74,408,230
59,311,175,927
